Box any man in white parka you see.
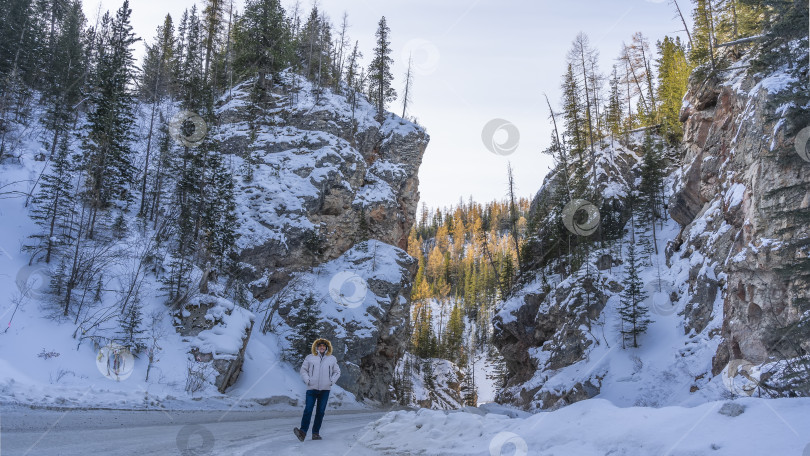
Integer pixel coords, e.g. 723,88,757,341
294,338,341,441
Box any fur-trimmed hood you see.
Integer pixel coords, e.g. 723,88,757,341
310,338,333,356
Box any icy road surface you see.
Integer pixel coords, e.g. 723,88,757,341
2,406,386,455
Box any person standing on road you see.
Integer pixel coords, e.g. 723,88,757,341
294,338,340,441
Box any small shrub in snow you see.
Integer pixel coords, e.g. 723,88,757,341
37,349,60,360
185,360,214,395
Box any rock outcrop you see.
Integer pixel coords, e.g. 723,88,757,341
493,40,809,410
209,72,428,400
491,141,644,410
670,50,810,376
217,72,428,301
393,352,465,410
176,295,255,393
493,269,618,409
275,240,417,402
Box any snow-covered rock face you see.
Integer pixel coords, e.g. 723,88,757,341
493,41,809,411
522,141,641,272
492,140,643,410
175,295,255,393
275,240,416,402
671,42,810,378
205,73,427,401
393,352,465,410
216,72,429,301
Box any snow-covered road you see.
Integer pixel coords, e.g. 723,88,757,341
2,407,387,455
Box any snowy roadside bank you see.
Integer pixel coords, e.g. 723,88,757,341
359,397,810,455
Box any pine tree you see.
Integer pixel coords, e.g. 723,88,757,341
79,0,139,238
285,294,322,364
566,33,600,181
638,132,666,257
604,65,624,144
690,0,715,66
296,7,332,89
412,303,437,358
139,14,176,103
422,358,436,390
618,240,650,348
138,14,176,216
331,12,350,93
118,299,146,353
367,16,396,121
621,33,657,126
461,357,478,406
398,356,415,405
164,131,202,301
27,135,77,263
41,0,85,158
146,117,172,223
0,0,46,137
176,6,207,111
655,36,690,144
201,0,225,83
561,63,587,189
233,0,291,99
344,39,363,114
499,253,515,298
443,302,465,363
200,144,238,267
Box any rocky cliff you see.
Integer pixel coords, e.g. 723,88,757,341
492,140,646,409
208,72,428,400
671,43,810,382
492,40,809,410
218,72,428,300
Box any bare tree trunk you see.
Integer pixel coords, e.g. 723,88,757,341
705,0,717,68
670,0,694,49
401,54,413,118
506,163,522,271
544,94,572,199
577,41,597,193
64,203,87,316
140,103,157,216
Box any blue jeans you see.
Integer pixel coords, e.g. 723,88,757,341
300,389,330,434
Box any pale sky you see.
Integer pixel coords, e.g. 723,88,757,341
84,0,686,210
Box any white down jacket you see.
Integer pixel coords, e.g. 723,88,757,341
299,338,341,390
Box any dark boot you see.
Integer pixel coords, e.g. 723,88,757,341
294,427,306,442
312,434,322,440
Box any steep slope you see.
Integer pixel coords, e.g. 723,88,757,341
671,41,810,383
213,71,429,401
492,39,810,410
0,71,428,408
217,71,428,300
